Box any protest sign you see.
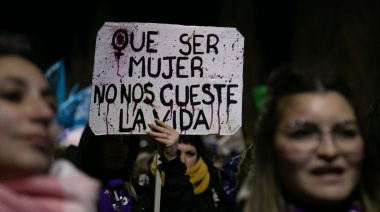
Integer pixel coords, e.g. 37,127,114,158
90,22,244,135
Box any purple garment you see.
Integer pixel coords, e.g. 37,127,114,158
287,204,361,212
98,178,132,212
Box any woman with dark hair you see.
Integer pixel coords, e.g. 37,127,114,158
0,32,100,211
75,119,195,212
150,134,228,212
236,67,380,211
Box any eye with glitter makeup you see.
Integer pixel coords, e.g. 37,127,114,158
285,122,320,140
331,122,360,140
283,120,360,141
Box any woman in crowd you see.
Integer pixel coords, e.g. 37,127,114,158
150,134,228,212
75,120,195,212
236,67,380,211
0,32,100,211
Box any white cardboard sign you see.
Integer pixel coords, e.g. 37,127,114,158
89,22,244,135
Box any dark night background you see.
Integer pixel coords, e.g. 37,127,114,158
1,0,380,145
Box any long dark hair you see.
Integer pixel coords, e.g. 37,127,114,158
240,67,380,211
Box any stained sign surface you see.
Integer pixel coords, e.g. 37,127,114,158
90,22,244,135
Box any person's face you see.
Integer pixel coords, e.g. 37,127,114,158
100,136,130,172
275,92,363,207
178,143,197,169
0,55,56,180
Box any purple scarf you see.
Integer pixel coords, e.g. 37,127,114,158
98,178,132,212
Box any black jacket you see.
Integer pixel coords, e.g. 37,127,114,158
190,177,229,212
74,124,195,212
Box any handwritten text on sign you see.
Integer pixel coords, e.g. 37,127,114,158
90,22,244,135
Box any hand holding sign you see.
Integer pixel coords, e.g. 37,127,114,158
90,22,244,135
147,119,179,161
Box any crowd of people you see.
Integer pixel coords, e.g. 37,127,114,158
75,122,195,212
2,30,380,212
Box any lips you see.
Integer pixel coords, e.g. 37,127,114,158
310,167,345,182
311,167,344,175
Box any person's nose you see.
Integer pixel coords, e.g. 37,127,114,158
29,95,55,128
180,152,185,163
316,130,339,161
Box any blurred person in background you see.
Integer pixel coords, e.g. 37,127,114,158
133,151,151,186
150,134,228,212
236,67,380,211
0,32,100,212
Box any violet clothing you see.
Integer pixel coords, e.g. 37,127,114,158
285,203,361,212
94,157,195,212
98,179,132,212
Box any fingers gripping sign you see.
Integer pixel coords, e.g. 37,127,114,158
146,119,180,212
147,119,179,161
